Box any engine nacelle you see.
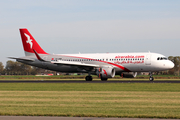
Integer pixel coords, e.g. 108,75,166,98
96,67,115,79
121,72,137,78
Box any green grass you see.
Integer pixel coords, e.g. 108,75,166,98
0,83,180,118
0,83,180,91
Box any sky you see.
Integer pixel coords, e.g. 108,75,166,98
0,0,180,66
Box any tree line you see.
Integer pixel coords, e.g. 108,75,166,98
168,56,180,75
0,60,55,75
0,56,179,75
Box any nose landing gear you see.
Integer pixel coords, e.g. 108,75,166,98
149,72,154,81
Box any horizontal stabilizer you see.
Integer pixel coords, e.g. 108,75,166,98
8,57,35,62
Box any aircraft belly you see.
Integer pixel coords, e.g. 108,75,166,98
122,64,151,72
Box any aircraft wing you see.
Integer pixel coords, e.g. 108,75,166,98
51,60,99,67
8,57,35,62
33,49,99,69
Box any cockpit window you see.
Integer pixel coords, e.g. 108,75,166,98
157,57,168,60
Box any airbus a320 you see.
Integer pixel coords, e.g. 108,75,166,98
9,28,174,81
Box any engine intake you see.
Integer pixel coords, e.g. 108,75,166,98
121,72,137,78
96,67,115,79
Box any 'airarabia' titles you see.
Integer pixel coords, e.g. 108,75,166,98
115,55,144,59
114,60,144,64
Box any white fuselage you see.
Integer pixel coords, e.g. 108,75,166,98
19,52,174,75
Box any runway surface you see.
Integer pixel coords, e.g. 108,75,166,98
0,116,177,120
0,80,180,83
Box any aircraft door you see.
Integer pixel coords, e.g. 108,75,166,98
145,54,151,65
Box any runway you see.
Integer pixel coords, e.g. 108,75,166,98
0,80,180,83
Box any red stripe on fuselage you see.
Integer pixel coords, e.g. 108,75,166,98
102,60,131,72
55,55,131,72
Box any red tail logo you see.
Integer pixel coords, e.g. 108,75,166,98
19,28,47,54
24,33,33,49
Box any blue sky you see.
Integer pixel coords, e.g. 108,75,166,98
0,0,180,65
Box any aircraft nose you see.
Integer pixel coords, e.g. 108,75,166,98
167,61,174,69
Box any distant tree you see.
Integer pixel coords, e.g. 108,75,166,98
5,60,32,75
20,63,32,75
0,62,4,75
5,60,15,75
168,56,180,75
30,66,41,75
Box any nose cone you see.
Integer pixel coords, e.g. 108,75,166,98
167,61,174,69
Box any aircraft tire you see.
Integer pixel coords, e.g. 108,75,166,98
101,78,108,81
85,76,92,81
149,77,154,81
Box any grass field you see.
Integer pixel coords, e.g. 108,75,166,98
0,83,180,118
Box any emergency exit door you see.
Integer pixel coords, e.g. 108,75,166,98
145,54,151,65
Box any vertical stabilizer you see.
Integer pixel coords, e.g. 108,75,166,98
19,28,48,56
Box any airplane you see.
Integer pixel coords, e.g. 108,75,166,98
9,28,174,81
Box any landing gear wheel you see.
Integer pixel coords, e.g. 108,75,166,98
85,76,93,81
149,72,154,81
149,77,154,81
101,78,108,81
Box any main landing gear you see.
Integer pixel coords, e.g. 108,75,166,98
85,75,108,81
101,78,108,81
149,72,154,81
99,74,108,81
85,76,92,81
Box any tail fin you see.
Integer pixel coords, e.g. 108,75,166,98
19,28,48,56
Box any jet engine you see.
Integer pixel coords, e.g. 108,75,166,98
96,67,115,80
121,72,137,78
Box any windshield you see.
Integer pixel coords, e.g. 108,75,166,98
157,57,168,60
